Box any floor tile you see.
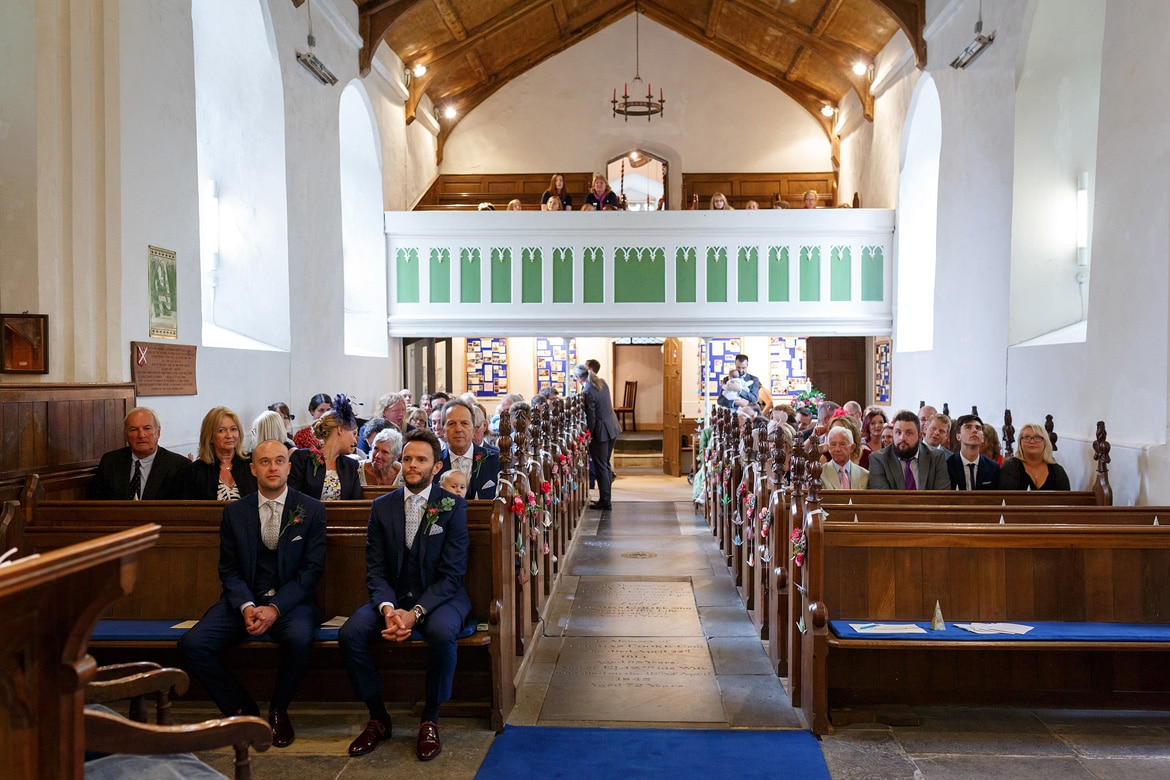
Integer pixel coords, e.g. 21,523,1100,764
708,636,776,675
820,729,922,780
700,605,764,637
909,755,1095,779
717,674,804,728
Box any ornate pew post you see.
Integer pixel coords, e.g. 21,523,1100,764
1093,421,1113,506
786,429,809,696
799,448,831,736
1002,409,1015,460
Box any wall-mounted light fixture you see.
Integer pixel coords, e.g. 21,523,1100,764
820,104,835,117
1076,172,1090,267
404,62,427,86
295,0,337,85
950,0,996,69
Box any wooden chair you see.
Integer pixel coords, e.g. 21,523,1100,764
614,380,638,431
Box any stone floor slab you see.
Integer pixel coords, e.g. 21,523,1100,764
566,579,702,637
707,636,776,675
820,729,922,780
699,605,764,637
691,576,747,608
540,636,724,723
1077,757,1170,779
716,674,804,728
909,755,1095,779
566,537,711,576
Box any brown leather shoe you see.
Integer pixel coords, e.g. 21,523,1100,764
348,719,391,757
416,721,441,761
268,709,294,748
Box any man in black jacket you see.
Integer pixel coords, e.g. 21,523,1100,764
88,407,193,499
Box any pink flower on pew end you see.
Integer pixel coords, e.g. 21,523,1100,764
789,528,801,543
790,527,807,567
511,495,525,515
526,492,537,507
540,481,552,495
794,552,805,567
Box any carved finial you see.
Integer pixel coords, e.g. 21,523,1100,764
1045,414,1058,451
1002,409,1015,460
1093,421,1110,469
942,402,950,416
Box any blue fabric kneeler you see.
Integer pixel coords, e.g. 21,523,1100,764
829,620,1170,643
92,617,479,643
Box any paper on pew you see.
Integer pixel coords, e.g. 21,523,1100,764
171,620,199,629
955,622,1034,635
849,623,927,634
320,615,349,628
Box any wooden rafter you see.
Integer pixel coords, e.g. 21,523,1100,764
357,0,424,76
870,0,927,65
432,0,467,41
705,0,725,38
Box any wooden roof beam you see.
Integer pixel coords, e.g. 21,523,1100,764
705,0,726,38
432,0,467,41
870,0,926,65
357,0,424,76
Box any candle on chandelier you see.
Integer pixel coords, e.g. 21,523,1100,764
624,83,628,97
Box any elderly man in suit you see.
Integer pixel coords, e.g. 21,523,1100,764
947,414,1001,490
436,399,500,500
820,426,869,490
177,440,327,748
868,409,952,490
341,428,471,761
87,407,194,499
574,363,621,510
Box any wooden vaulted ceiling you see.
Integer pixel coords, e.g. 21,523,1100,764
353,0,924,145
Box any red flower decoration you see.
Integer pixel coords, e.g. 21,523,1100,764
511,495,525,515
540,481,552,495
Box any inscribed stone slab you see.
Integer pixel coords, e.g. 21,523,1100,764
566,580,701,637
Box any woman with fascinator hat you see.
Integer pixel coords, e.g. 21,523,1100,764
289,394,363,500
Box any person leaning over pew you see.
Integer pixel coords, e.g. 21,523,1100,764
946,414,1001,490
88,407,194,500
867,409,951,490
190,406,257,500
177,439,327,748
998,421,1071,491
340,428,470,761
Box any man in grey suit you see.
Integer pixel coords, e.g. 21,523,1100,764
868,409,952,490
575,364,621,510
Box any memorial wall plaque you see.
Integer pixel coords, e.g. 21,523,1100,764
130,341,197,396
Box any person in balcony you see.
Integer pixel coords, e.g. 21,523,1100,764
583,174,619,211
540,172,573,211
710,192,734,210
802,189,819,209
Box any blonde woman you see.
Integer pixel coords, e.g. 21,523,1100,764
289,395,362,500
710,192,734,210
191,406,257,500
999,422,1070,491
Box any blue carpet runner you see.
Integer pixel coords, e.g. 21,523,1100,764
475,726,830,779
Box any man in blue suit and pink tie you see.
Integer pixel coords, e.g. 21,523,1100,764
340,428,471,762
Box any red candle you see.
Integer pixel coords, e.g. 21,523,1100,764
647,82,652,97
624,83,628,97
613,88,617,101
660,87,663,101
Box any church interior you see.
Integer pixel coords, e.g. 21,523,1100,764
3,0,1170,777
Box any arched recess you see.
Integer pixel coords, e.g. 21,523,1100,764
339,81,388,357
1008,0,1105,345
606,150,668,211
894,73,941,353
193,0,290,351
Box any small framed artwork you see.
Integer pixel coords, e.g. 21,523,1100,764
873,337,892,405
1,313,49,374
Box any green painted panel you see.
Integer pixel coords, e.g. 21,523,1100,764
768,247,789,302
862,246,883,301
614,247,666,303
737,247,759,303
429,248,451,303
830,246,851,301
521,247,542,303
396,247,419,303
460,248,481,303
676,247,697,303
491,247,512,303
799,246,820,302
553,248,573,303
706,247,728,302
583,247,604,303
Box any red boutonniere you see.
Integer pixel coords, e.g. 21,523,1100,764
279,505,306,539
423,497,457,533
308,447,325,477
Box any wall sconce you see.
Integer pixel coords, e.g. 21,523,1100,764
820,104,835,117
1076,172,1090,267
404,62,426,86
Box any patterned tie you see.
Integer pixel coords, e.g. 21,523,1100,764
901,458,917,490
129,460,142,500
261,500,280,550
405,493,425,548
839,465,850,490
456,455,472,477
968,463,976,491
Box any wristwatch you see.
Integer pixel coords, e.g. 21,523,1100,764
412,605,425,622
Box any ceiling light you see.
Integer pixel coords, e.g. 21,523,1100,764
412,63,427,78
611,3,665,122
852,61,868,76
443,105,457,120
820,104,835,117
950,1,996,69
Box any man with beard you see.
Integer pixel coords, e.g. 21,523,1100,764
340,428,471,761
867,409,952,490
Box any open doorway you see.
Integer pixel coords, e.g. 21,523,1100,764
606,149,667,210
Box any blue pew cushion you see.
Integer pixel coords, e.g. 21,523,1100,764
829,620,1170,642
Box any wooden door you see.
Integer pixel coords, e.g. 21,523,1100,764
662,337,682,476
806,337,866,406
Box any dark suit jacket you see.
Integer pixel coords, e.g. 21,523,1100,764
365,487,471,618
437,443,500,500
582,381,621,442
868,443,952,490
87,445,194,500
288,448,362,500
217,488,327,618
946,452,1001,490
190,455,258,500
738,372,762,403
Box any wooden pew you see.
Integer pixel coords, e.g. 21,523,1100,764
794,485,1170,735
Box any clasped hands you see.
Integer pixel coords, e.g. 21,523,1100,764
381,607,418,642
243,604,278,636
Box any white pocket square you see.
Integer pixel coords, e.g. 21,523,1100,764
427,525,444,535
291,535,303,542
481,480,496,489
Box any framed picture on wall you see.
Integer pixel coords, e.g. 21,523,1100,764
148,245,178,339
1,313,49,374
873,337,892,405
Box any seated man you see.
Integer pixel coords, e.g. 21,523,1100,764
436,399,500,500
868,410,952,490
820,426,869,489
947,414,1000,490
340,429,471,761
177,440,327,748
923,412,953,452
88,407,194,499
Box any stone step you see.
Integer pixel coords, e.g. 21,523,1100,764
614,453,663,469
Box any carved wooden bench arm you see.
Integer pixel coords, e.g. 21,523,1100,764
86,663,190,725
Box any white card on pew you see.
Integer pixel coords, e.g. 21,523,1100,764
955,622,1033,635
849,623,927,634
171,620,198,629
320,615,349,628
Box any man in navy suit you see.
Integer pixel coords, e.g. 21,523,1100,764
868,409,952,490
177,440,326,748
87,407,194,499
947,414,1001,490
341,428,471,761
436,399,500,500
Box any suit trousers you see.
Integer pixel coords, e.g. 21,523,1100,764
588,437,615,504
339,600,465,721
178,601,317,714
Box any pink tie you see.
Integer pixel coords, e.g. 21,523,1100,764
839,465,850,490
